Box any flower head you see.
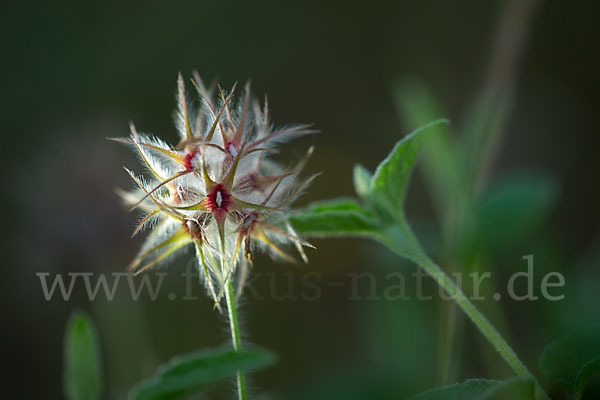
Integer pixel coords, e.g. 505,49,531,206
112,73,316,305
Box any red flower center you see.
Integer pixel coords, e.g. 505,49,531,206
182,148,198,171
206,184,232,216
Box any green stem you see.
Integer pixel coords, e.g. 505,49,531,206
413,253,549,400
225,279,247,400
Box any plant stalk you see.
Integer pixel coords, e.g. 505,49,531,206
225,279,247,400
412,252,549,400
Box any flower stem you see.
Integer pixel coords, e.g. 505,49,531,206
414,253,549,400
224,279,247,400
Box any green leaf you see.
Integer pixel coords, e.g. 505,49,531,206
410,378,534,400
288,198,382,239
379,222,425,262
369,119,449,221
63,310,104,400
130,346,277,400
393,80,465,220
469,172,558,251
290,120,450,261
539,325,600,400
290,198,425,262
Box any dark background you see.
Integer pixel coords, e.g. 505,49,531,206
2,0,599,399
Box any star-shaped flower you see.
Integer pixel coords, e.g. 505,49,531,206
112,73,316,306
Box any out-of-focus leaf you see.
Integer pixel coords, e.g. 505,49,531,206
410,378,534,400
469,172,558,251
288,198,382,239
539,325,600,400
353,164,372,201
286,365,404,400
394,81,465,221
63,310,104,400
369,119,449,221
129,346,276,400
462,90,512,190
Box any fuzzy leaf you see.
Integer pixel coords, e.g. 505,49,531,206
291,199,425,261
369,119,449,221
130,346,276,400
539,325,600,400
410,378,534,400
63,310,104,400
288,198,382,239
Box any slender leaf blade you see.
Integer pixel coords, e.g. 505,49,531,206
462,90,511,189
63,310,104,400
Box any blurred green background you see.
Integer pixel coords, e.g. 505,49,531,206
2,0,599,399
